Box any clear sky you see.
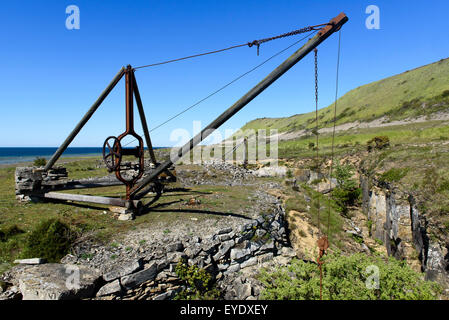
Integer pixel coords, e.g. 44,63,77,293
0,0,448,147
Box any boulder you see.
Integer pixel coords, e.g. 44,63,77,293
15,263,101,300
230,248,251,262
121,262,158,290
235,283,252,300
96,279,122,297
102,259,143,282
213,239,234,261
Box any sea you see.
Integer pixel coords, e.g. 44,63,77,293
0,147,164,165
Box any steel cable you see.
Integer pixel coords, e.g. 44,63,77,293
121,30,318,147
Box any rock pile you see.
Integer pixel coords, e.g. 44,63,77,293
15,166,68,201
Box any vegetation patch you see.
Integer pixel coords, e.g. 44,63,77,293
286,184,343,243
331,164,361,216
33,157,47,167
378,168,410,183
367,136,390,152
174,258,221,300
20,219,76,262
0,225,24,242
258,252,441,300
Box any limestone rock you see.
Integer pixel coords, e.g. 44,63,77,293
103,259,143,282
15,264,101,300
230,248,251,262
213,239,234,261
96,279,122,297
235,283,252,300
121,262,158,290
13,258,47,265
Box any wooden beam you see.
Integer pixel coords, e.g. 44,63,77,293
41,192,141,208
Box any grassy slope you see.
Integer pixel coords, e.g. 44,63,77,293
241,57,449,133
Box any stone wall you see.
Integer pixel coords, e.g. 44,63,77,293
15,166,68,200
94,207,289,300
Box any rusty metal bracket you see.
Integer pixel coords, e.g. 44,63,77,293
318,12,347,37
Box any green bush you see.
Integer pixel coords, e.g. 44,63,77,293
379,168,409,183
367,136,390,152
174,258,221,300
0,225,24,242
0,225,25,264
20,219,75,262
331,164,361,215
33,157,47,167
258,252,441,300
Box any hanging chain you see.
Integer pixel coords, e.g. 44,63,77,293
314,47,329,301
248,23,327,56
314,48,321,233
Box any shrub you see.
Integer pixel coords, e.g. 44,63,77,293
331,164,361,215
0,225,24,242
174,258,221,300
258,252,441,300
437,179,449,193
379,168,409,183
33,157,47,167
367,136,390,152
20,219,75,262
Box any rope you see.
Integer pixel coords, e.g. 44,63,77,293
223,139,245,158
133,44,248,70
121,30,318,148
133,23,328,70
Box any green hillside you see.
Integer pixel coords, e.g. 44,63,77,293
241,57,449,133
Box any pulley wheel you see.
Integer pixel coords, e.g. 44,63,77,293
102,136,122,171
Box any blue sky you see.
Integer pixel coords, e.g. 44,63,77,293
0,0,448,147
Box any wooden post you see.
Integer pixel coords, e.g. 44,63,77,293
243,137,248,169
130,13,348,199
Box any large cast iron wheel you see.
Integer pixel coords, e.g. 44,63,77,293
102,136,122,172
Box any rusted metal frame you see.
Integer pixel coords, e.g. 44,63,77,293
129,13,348,199
131,71,158,165
115,66,145,199
41,192,141,208
44,67,126,171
